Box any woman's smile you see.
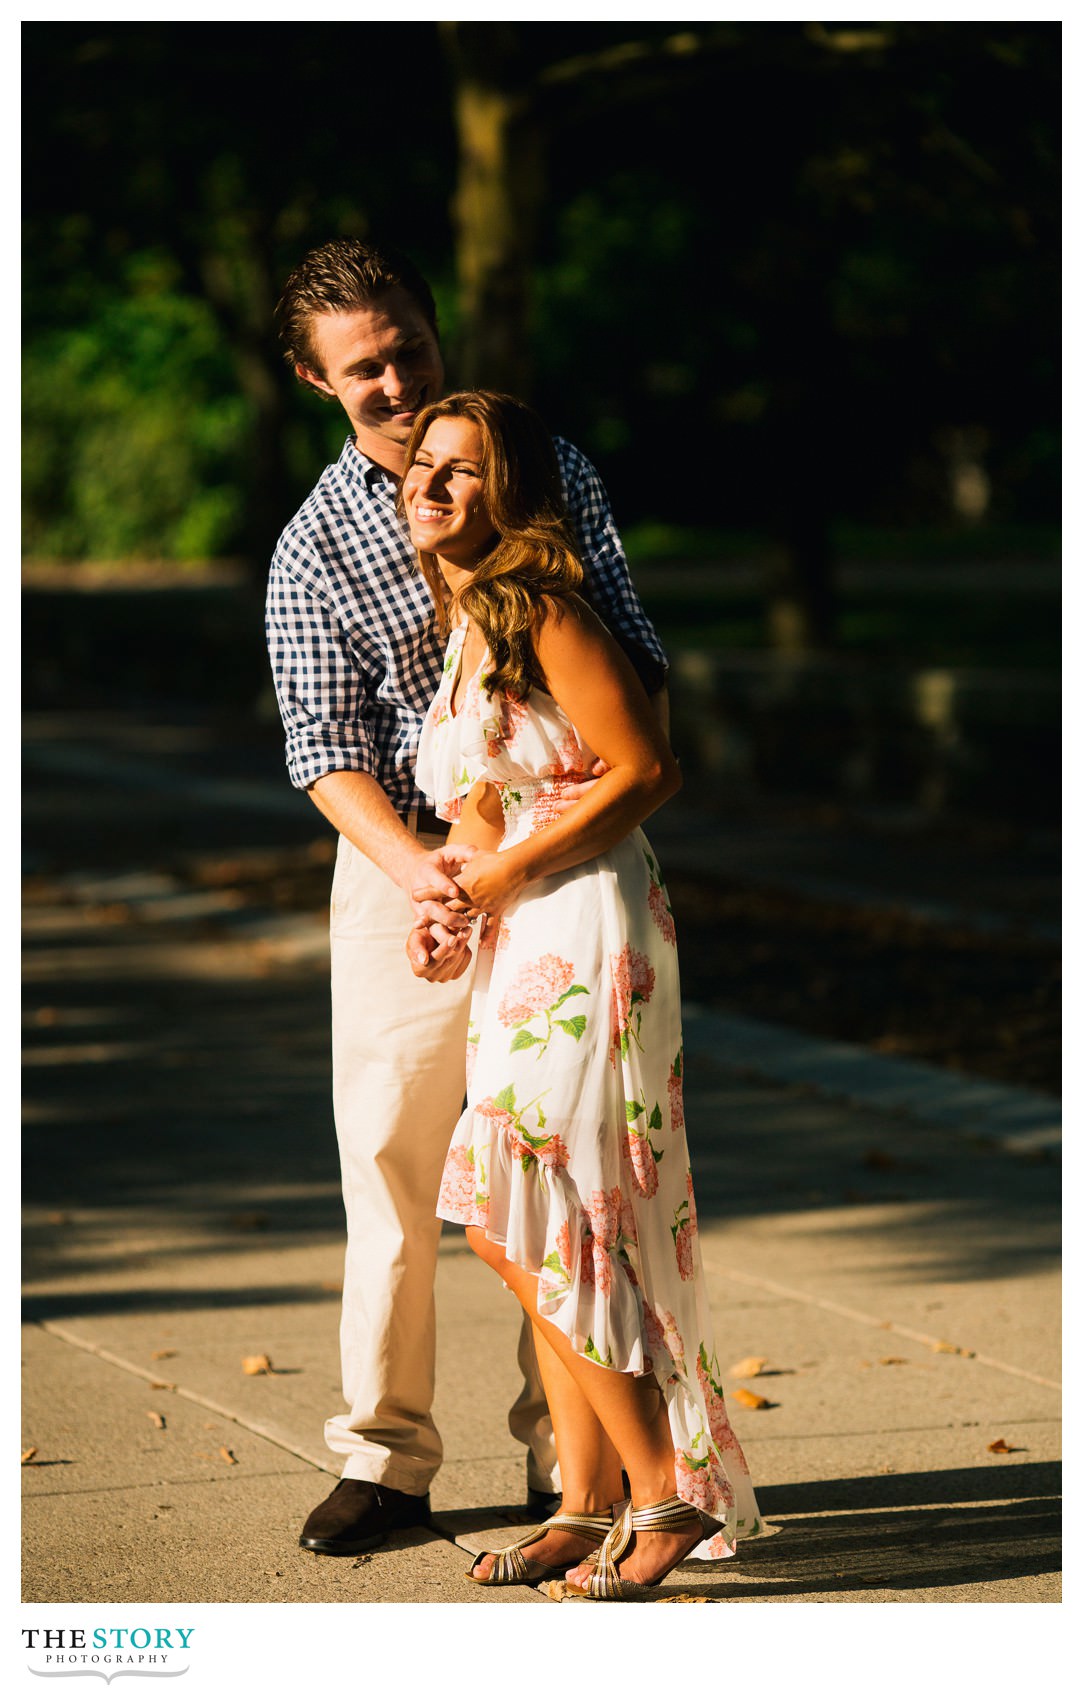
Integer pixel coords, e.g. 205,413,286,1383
403,416,497,567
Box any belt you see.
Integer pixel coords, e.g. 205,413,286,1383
409,804,446,837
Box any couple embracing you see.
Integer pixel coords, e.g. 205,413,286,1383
267,239,765,1599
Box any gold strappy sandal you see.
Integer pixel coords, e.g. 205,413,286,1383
466,1509,614,1587
560,1494,708,1601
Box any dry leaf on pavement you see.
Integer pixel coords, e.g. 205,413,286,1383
242,1354,274,1376
987,1438,1024,1454
147,1411,166,1430
150,1350,177,1361
879,1356,908,1366
729,1356,769,1378
732,1387,775,1410
219,1447,239,1465
21,1447,39,1465
933,1340,977,1357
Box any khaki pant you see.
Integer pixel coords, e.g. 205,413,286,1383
323,833,558,1497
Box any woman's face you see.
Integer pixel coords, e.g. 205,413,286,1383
402,416,496,568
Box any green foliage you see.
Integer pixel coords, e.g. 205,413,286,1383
23,272,249,560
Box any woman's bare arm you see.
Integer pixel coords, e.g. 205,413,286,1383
452,598,680,916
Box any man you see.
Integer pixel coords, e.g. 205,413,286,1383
266,238,668,1556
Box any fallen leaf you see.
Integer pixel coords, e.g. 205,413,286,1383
219,1446,239,1465
729,1356,768,1378
150,1350,177,1361
732,1386,776,1410
21,1447,38,1464
147,1411,166,1430
879,1356,908,1366
987,1438,1024,1454
933,1340,977,1358
242,1353,274,1376
149,1381,175,1391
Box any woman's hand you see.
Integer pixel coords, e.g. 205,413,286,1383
413,849,527,921
451,850,528,918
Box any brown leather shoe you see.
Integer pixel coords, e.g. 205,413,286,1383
299,1479,432,1555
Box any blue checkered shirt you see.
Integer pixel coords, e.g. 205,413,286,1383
266,434,668,819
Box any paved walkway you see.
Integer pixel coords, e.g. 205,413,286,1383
22,708,1061,1607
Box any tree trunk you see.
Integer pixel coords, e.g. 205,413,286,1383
440,22,543,395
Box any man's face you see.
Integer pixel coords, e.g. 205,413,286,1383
297,286,445,473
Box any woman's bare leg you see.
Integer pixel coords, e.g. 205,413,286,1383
469,1322,623,1579
466,1227,705,1585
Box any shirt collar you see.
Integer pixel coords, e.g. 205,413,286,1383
339,435,399,494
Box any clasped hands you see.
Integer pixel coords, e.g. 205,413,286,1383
405,844,526,982
404,766,606,981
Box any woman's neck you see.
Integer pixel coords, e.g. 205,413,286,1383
435,552,477,598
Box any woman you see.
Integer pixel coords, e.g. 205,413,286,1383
402,391,765,1599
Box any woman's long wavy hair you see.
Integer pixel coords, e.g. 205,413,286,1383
401,390,584,699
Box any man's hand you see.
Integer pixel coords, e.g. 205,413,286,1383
406,844,478,953
406,920,473,981
546,757,610,816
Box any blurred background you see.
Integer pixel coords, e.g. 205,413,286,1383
23,19,1060,1120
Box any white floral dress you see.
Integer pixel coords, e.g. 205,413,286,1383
415,620,766,1557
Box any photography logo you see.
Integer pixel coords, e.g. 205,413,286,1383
22,1627,193,1682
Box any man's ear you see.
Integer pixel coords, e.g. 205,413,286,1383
295,362,335,398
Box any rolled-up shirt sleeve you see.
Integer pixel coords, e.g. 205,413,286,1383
558,439,669,695
266,546,379,792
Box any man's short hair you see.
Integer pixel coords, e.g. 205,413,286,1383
275,238,439,384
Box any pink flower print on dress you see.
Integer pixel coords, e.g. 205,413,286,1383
482,1083,568,1175
668,1046,685,1131
579,1229,612,1295
487,691,529,751
647,879,676,945
621,1099,664,1197
587,1186,622,1249
498,955,576,1026
656,1305,686,1373
671,1196,696,1281
643,1302,665,1365
622,1128,659,1198
475,1096,515,1135
686,1168,698,1235
438,1145,477,1219
675,1452,714,1513
480,915,513,956
675,1223,695,1281
497,955,589,1057
540,1221,573,1302
536,1131,571,1170
609,946,655,1060
555,1220,573,1273
676,1450,736,1516
619,1191,639,1245
696,1345,745,1456
540,725,585,778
